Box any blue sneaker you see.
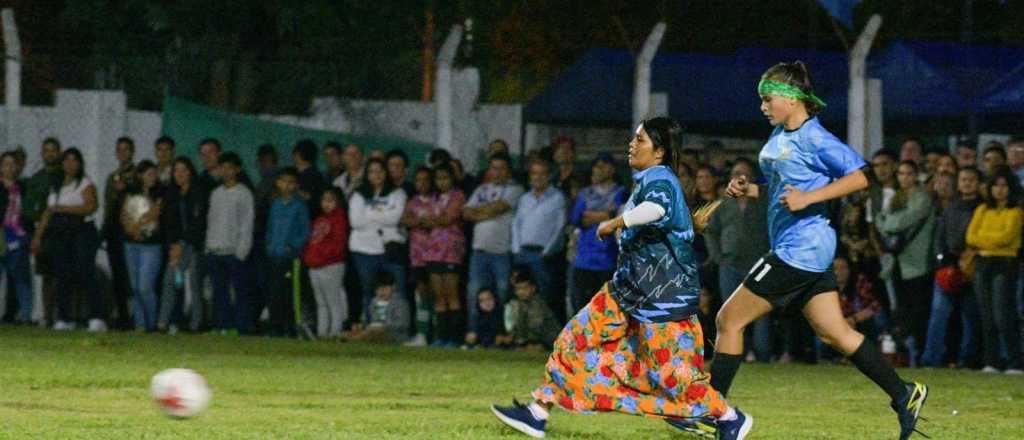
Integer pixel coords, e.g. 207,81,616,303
716,408,753,440
665,416,717,438
892,382,930,440
491,399,546,438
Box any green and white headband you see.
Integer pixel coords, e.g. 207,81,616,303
757,79,827,108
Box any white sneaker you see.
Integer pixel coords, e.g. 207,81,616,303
403,333,428,347
1005,369,1023,375
87,319,108,333
981,365,1000,374
53,321,75,331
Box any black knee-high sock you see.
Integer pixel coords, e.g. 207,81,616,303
450,309,465,344
709,353,743,398
849,339,907,402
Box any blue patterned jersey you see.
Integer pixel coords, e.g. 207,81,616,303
760,117,866,272
609,165,700,323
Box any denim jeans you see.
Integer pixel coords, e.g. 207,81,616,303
920,280,979,367
0,238,32,322
207,254,252,334
125,242,163,331
974,256,1021,369
719,263,772,362
350,252,406,324
157,243,203,330
466,250,511,334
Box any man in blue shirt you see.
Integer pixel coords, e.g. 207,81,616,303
568,153,627,312
512,159,566,320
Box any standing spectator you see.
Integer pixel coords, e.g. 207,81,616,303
694,165,719,208
265,168,310,337
929,172,957,212
680,148,702,175
333,143,364,199
934,152,958,177
464,153,523,343
705,140,731,178
386,149,414,195
205,152,254,335
154,136,176,186
955,141,977,169
866,150,899,282
103,137,137,329
1008,137,1024,184
121,161,164,332
425,165,467,346
705,158,772,362
921,167,982,368
966,167,1022,374
428,148,452,169
900,137,923,166
0,152,33,323
303,187,349,338
568,153,627,312
24,138,62,325
400,167,435,346
157,157,206,333
877,161,935,366
251,144,279,333
292,139,325,212
981,144,1007,178
348,158,408,324
551,136,584,200
323,141,344,181
195,138,222,202
512,159,566,322
32,148,105,332
449,158,477,197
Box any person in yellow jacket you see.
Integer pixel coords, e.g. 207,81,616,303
966,166,1023,374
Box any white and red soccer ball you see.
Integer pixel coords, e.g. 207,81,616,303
150,368,211,418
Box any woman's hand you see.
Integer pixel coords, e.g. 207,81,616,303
596,217,623,241
780,184,814,212
725,176,758,198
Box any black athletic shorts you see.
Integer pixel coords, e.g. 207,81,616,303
741,252,838,310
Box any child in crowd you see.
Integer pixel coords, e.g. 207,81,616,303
303,187,348,339
205,152,255,334
473,288,506,348
265,167,310,337
346,272,409,343
503,269,560,351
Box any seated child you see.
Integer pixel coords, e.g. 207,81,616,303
345,272,409,343
473,288,506,348
500,270,561,351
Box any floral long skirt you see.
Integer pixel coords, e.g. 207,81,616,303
531,284,727,419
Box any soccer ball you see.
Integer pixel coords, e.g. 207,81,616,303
150,368,211,418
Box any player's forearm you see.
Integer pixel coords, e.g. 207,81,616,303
806,169,868,204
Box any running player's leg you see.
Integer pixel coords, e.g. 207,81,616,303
710,285,773,397
802,291,928,440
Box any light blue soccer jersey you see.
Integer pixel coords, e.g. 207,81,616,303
759,117,866,272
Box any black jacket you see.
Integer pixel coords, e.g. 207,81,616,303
161,185,207,250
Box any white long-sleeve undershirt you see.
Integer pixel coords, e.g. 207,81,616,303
622,201,666,227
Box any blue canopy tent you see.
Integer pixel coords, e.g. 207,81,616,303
524,40,1024,136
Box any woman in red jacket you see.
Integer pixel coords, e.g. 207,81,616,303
303,187,350,338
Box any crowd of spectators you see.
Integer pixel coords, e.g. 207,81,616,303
2,133,1022,374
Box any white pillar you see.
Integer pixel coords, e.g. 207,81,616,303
434,25,463,155
2,8,20,148
866,78,884,155
633,22,666,129
847,14,882,156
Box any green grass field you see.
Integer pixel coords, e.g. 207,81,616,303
0,326,1020,439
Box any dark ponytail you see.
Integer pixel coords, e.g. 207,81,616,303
640,117,684,172
762,61,822,115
